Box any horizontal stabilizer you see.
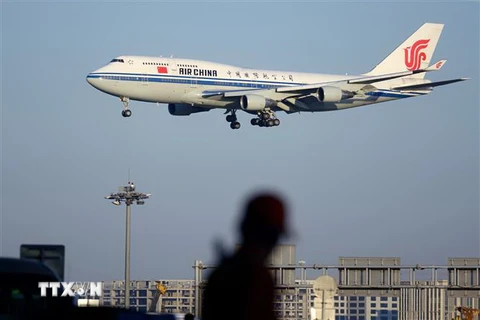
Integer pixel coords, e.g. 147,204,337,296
425,60,447,71
391,78,469,90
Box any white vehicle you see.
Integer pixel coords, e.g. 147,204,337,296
87,23,467,130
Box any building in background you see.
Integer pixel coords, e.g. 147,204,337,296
97,278,405,320
312,275,337,320
334,295,399,320
400,280,447,320
94,248,479,320
100,279,195,314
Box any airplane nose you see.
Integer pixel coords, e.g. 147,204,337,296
86,73,95,86
86,72,103,89
86,70,111,94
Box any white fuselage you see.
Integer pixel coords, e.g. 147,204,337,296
86,55,420,112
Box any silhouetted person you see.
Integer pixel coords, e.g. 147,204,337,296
202,192,287,320
184,313,195,320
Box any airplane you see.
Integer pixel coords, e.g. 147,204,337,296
86,22,468,130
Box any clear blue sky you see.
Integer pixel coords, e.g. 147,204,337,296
2,1,479,281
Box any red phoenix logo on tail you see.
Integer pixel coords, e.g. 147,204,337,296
404,39,430,71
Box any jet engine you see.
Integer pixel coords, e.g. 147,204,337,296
316,86,354,102
239,95,276,111
168,103,210,116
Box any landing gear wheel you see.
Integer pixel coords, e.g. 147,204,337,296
261,113,271,120
273,119,280,126
251,118,260,126
226,109,240,129
120,97,131,117
122,109,132,117
230,122,241,129
267,119,275,127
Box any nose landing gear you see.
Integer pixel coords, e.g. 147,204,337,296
120,97,132,117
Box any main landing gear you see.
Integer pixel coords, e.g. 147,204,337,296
225,110,241,130
225,109,281,129
120,97,132,117
250,110,280,128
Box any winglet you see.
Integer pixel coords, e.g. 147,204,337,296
425,59,447,71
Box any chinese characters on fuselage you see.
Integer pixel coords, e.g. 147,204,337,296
178,67,294,81
226,70,294,81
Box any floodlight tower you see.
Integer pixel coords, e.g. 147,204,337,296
105,181,151,309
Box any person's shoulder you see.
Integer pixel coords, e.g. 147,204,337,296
216,253,240,269
207,256,234,278
251,265,274,284
207,254,249,283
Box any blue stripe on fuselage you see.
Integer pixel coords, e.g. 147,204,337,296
86,72,424,99
87,72,300,88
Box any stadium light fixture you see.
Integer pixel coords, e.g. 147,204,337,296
105,181,150,309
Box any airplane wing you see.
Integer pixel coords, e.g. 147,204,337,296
202,60,447,100
390,78,469,91
275,62,447,94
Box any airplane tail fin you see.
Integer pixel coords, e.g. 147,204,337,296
366,23,444,79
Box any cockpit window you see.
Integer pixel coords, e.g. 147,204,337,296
110,59,125,63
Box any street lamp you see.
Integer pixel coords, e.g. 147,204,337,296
105,181,150,309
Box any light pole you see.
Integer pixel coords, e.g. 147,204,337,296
298,260,306,284
105,181,150,310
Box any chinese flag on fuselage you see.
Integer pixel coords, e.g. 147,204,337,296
157,66,168,74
